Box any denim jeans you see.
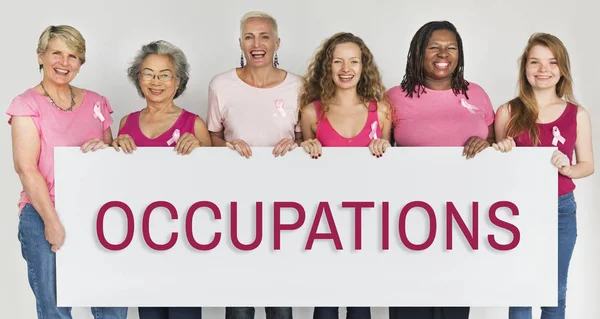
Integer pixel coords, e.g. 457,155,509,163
139,307,202,318
18,204,128,319
389,306,469,319
313,306,371,319
509,192,578,319
225,307,292,319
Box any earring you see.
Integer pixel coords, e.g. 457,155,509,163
240,52,245,68
273,52,279,68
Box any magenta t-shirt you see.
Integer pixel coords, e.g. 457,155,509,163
118,109,198,147
389,83,495,146
6,88,114,211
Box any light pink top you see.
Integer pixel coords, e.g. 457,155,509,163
389,82,494,146
206,69,302,147
6,88,114,211
314,100,381,147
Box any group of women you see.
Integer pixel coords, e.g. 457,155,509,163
7,9,594,319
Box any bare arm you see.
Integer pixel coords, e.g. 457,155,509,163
209,130,227,146
300,102,318,141
11,117,59,224
377,101,393,142
494,103,511,142
564,106,594,179
194,118,212,146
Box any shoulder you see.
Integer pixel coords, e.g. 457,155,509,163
208,68,237,90
496,102,511,115
300,101,317,117
387,85,404,98
77,88,106,102
376,100,390,113
12,88,39,104
575,103,590,120
283,71,303,84
465,82,491,98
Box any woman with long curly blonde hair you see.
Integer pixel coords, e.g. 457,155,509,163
299,32,393,162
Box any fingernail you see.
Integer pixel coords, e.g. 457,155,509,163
318,154,321,157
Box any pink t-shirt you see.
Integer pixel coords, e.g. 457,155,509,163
6,88,114,210
389,83,494,146
118,109,198,147
206,69,302,147
314,100,381,147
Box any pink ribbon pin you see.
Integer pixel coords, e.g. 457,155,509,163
93,103,105,122
167,129,180,146
460,98,479,114
368,121,378,140
274,99,286,117
552,126,566,146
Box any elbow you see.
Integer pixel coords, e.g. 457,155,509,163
14,163,38,179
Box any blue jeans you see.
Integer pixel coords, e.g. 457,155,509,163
313,307,371,319
18,204,128,319
509,192,578,319
225,307,292,319
139,307,202,318
389,306,469,319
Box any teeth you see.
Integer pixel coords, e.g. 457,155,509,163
339,75,353,79
435,63,449,67
251,51,266,56
55,68,69,74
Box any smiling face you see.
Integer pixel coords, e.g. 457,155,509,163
239,17,280,68
331,42,362,91
37,37,82,85
525,44,562,91
423,29,459,90
138,54,179,104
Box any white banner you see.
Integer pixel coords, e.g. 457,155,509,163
54,147,557,307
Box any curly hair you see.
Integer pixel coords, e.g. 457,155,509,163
401,21,469,99
299,32,390,118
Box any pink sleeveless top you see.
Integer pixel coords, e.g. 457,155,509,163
118,109,198,147
515,103,578,196
314,100,381,147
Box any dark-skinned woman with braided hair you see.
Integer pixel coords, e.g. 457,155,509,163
387,20,496,319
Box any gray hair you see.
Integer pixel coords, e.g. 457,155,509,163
240,11,279,38
127,40,190,99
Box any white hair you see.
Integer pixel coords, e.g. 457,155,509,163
239,11,279,38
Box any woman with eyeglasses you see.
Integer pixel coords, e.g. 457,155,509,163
112,40,211,159
112,41,211,318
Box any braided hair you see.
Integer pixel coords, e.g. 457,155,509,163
401,21,469,99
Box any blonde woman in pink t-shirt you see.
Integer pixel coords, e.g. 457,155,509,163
207,11,303,162
299,32,393,163
207,12,296,319
7,25,127,319
387,20,496,319
298,32,393,319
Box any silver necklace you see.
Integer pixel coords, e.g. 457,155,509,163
40,81,75,112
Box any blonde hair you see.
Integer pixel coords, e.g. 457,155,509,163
240,11,278,38
37,25,86,70
505,33,576,145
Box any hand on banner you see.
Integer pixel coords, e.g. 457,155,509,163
463,136,490,159
81,138,108,153
369,138,391,158
273,138,297,157
552,149,572,176
492,137,516,153
112,134,137,154
46,218,65,253
226,139,252,158
300,138,322,159
175,133,201,155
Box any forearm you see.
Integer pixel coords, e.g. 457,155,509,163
210,134,228,147
565,162,594,179
17,169,59,223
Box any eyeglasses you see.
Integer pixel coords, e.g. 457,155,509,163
140,72,177,82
